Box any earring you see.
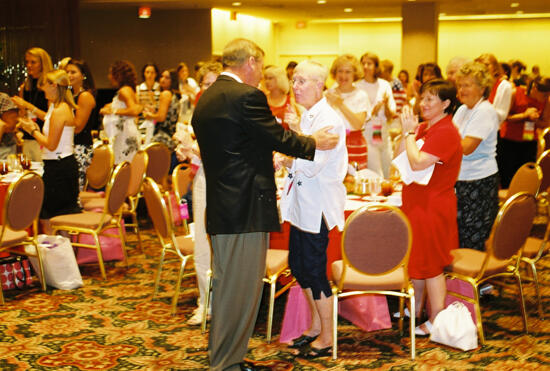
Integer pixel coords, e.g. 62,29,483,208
83,76,87,80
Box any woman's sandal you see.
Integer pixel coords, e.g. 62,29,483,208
414,320,433,336
288,334,318,349
297,345,332,359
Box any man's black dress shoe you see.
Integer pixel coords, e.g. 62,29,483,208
240,361,257,371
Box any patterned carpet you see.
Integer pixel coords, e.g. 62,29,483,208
2,223,550,370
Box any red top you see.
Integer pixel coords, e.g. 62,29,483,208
500,86,546,141
401,115,463,279
269,94,292,130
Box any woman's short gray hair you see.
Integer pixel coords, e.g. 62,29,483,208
294,60,328,85
456,61,493,98
222,38,265,68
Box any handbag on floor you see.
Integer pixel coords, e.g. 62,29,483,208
430,301,478,351
0,256,33,290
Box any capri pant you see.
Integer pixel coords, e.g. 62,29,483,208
288,219,332,300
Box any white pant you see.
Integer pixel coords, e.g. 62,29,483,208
192,165,212,309
364,119,392,178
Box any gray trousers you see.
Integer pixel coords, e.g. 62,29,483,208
209,232,268,371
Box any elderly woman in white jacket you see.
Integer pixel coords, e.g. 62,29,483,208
276,60,347,359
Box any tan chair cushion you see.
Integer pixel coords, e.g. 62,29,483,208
50,212,113,229
332,260,406,291
175,235,194,255
266,249,288,277
446,249,510,278
83,199,129,213
523,237,547,259
0,227,29,246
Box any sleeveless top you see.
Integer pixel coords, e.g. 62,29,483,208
73,90,97,146
42,104,75,160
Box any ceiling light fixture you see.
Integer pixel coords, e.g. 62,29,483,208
317,0,327,4
511,2,520,8
344,8,353,13
232,2,242,6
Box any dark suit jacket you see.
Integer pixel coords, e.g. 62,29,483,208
192,74,316,235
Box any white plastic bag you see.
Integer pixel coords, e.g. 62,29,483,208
26,235,83,290
430,301,478,351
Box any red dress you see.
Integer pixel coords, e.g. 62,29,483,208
269,94,292,130
401,115,462,279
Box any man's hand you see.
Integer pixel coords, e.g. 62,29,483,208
312,126,339,150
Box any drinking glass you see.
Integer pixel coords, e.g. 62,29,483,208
0,161,9,175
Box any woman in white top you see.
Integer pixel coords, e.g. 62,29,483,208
19,69,80,233
99,60,142,164
453,62,500,251
325,54,370,170
356,52,396,178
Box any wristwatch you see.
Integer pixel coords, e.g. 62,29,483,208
405,130,416,138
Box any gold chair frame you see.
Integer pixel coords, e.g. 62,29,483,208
144,142,171,187
499,162,542,203
142,177,195,315
122,150,148,251
80,142,114,199
0,171,46,304
51,162,131,280
445,192,537,345
332,204,415,360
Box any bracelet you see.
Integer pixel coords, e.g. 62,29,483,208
405,130,416,138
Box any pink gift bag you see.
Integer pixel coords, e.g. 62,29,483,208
279,284,311,344
75,221,125,264
338,294,391,331
445,277,477,324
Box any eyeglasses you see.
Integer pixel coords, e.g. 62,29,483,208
292,77,316,86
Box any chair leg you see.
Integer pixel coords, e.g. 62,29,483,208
398,295,404,335
515,272,529,333
409,288,415,360
117,223,129,268
153,249,166,298
472,283,485,345
34,241,47,291
133,212,143,253
266,277,276,343
201,269,212,334
528,261,544,319
332,287,339,360
92,232,107,280
171,256,189,315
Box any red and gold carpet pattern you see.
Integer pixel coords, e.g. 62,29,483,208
1,224,550,370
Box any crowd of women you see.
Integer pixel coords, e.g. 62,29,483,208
1,45,550,341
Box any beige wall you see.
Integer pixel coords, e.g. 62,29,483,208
80,8,212,88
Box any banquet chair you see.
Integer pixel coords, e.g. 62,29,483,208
0,171,46,304
144,142,171,188
539,127,550,154
50,162,131,280
331,204,415,360
80,143,114,203
142,177,195,315
520,220,550,320
171,163,193,235
498,162,542,203
445,192,537,345
201,249,296,343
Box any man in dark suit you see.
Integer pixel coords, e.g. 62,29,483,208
192,38,339,371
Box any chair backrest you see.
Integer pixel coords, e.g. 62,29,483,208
142,177,172,239
540,127,550,153
144,142,171,184
342,204,412,276
3,172,44,231
86,143,114,190
128,150,148,198
489,192,537,261
172,163,193,203
536,150,550,194
104,161,131,215
507,162,543,199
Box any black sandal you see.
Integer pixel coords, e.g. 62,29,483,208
288,334,318,349
298,345,332,359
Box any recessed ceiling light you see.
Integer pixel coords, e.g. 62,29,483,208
516,10,524,14
407,0,416,2
317,0,327,4
232,2,242,6
439,12,446,16
510,2,520,7
344,8,353,13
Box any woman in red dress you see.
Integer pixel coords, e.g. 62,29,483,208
396,79,462,335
